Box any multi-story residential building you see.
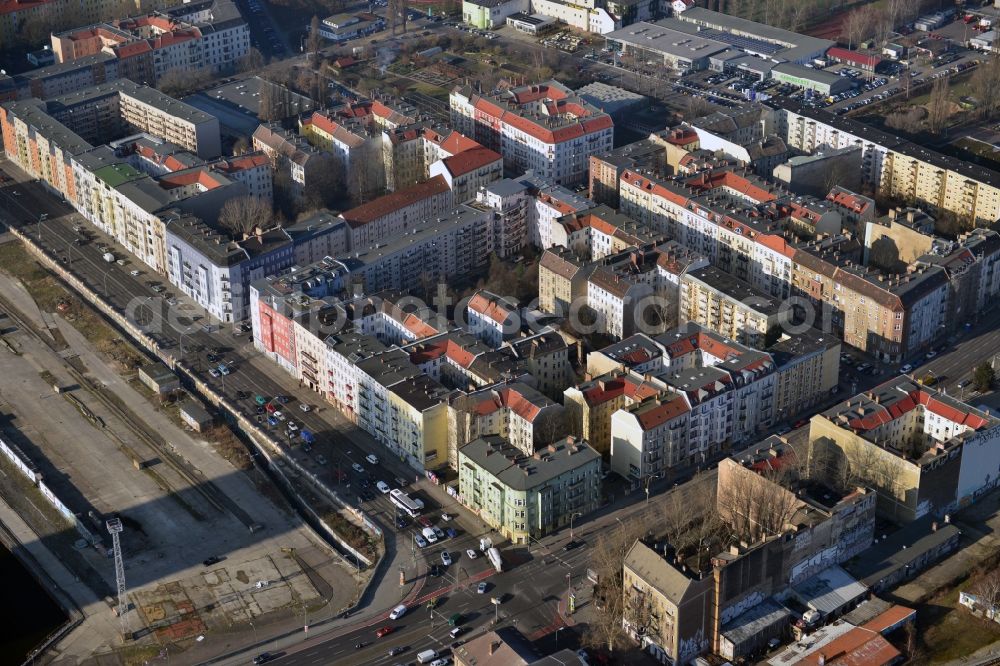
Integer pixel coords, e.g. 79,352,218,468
503,329,570,401
381,124,502,198
466,290,521,348
768,328,841,422
209,152,272,203
340,204,494,294
539,246,592,316
549,205,665,258
587,137,666,207
610,391,693,481
445,380,567,457
679,265,789,349
457,435,601,544
50,0,249,82
587,257,656,340
450,80,613,186
608,325,779,482
299,108,382,198
475,178,529,258
165,212,344,322
1,79,220,204
810,375,1000,522
618,168,796,301
0,0,190,57
338,175,454,252
429,146,503,204
776,101,1000,226
791,234,951,362
564,368,664,457
251,124,324,201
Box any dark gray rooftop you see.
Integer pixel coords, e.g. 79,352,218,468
459,435,600,491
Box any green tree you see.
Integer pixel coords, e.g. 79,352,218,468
974,363,995,393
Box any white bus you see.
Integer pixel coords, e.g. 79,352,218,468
389,489,422,518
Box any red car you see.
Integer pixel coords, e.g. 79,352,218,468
417,516,433,528
376,626,394,638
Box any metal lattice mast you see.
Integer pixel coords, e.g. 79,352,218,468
106,518,130,640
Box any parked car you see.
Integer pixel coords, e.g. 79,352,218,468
441,551,452,566
466,549,478,559
299,403,312,412
414,534,428,548
477,582,488,594
352,462,365,473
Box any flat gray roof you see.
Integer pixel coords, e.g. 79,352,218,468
606,22,729,62
675,8,833,62
460,435,600,492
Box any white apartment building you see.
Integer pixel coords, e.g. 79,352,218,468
610,392,691,480
466,290,521,348
450,81,613,186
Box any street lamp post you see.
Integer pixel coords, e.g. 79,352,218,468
644,473,662,505
569,511,582,542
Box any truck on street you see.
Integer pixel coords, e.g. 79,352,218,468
487,546,502,572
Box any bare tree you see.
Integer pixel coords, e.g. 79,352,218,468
219,195,272,236
308,15,322,69
685,95,714,119
239,47,266,73
971,54,1000,121
585,519,647,652
973,569,1000,618
927,77,951,134
717,460,800,544
841,7,872,51
303,153,346,211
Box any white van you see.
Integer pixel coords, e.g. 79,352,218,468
422,526,438,543
389,604,407,620
377,480,391,494
416,649,439,664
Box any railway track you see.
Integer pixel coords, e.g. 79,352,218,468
0,292,256,529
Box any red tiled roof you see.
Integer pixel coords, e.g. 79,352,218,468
470,95,612,145
158,169,226,190
114,40,151,58
437,130,480,155
861,605,916,635
340,175,450,227
827,187,872,214
847,385,993,431
445,338,478,369
401,313,439,339
794,627,899,666
214,154,269,173
468,292,515,325
634,396,689,431
828,47,882,69
684,169,777,203
441,147,501,177
499,386,542,422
